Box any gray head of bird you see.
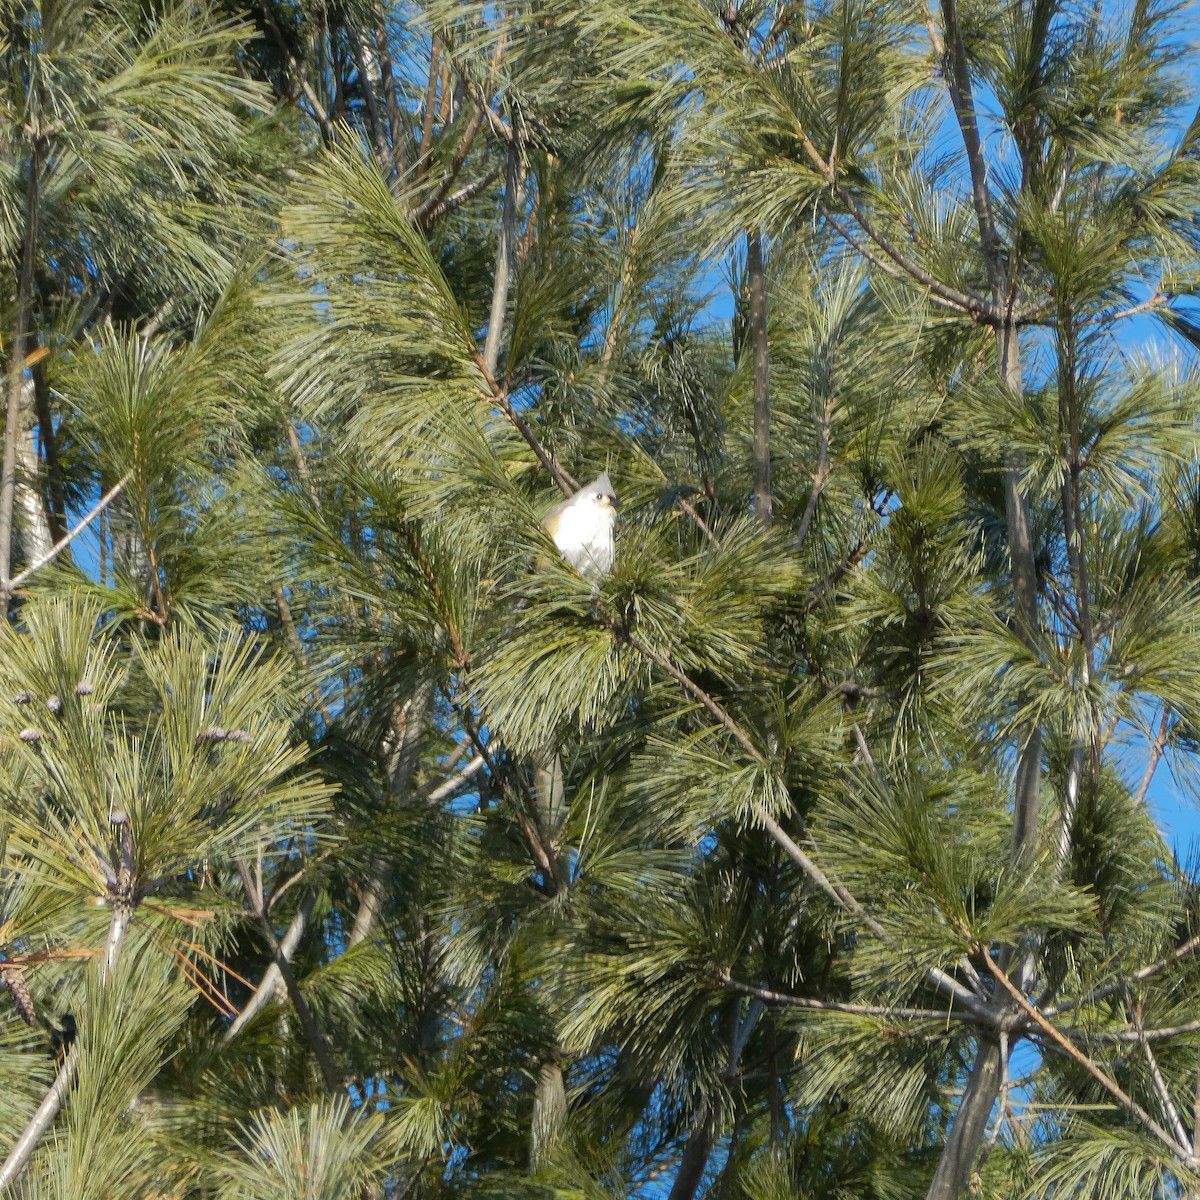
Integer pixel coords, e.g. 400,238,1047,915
542,473,620,538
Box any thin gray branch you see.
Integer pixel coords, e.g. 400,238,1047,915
4,474,129,593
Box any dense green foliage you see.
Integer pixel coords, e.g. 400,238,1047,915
2,0,1200,1196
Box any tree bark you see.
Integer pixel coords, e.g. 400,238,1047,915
350,28,387,163
14,380,53,567
348,686,430,947
375,4,404,174
416,33,442,177
920,7,1047,1181
482,142,521,378
747,230,771,524
925,332,1041,1200
237,860,339,1091
667,1100,715,1200
998,323,1042,873
0,143,41,618
529,742,569,1165
531,1061,568,1168
926,1036,1004,1200
222,887,316,1043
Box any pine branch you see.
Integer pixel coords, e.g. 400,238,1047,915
832,183,999,322
984,949,1197,1168
222,887,316,1043
615,627,994,1024
0,897,132,1191
236,859,340,1091
718,973,986,1023
938,0,1002,290
3,474,129,594
470,349,576,497
1044,933,1200,1019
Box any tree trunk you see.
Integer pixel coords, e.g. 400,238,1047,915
14,380,53,567
32,356,66,543
349,686,431,947
531,1061,568,1168
528,741,569,1165
375,3,404,174
0,146,41,618
482,142,522,377
667,1101,714,1200
925,1036,1004,1200
351,28,387,163
532,744,566,845
747,230,771,524
925,322,1039,1200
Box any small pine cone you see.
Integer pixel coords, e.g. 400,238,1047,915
45,695,63,716
2,966,37,1027
18,727,44,744
75,681,94,696
13,691,31,706
226,729,253,745
199,725,228,742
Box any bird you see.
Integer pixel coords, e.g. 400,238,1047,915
541,473,620,583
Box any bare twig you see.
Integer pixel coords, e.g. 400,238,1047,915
222,887,316,1042
833,184,997,322
4,474,129,594
1045,933,1200,1018
1103,289,1167,326
1134,708,1171,808
138,299,175,341
420,162,502,224
422,754,486,806
482,143,522,375
984,949,1195,1165
236,860,340,1091
679,496,721,550
414,32,506,221
470,349,575,497
719,973,984,1024
416,33,442,177
822,206,983,320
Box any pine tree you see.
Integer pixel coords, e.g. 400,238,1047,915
2,0,1200,1197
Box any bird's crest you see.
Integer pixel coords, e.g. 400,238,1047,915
588,472,615,499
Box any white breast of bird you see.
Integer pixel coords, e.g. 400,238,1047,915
551,495,616,582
